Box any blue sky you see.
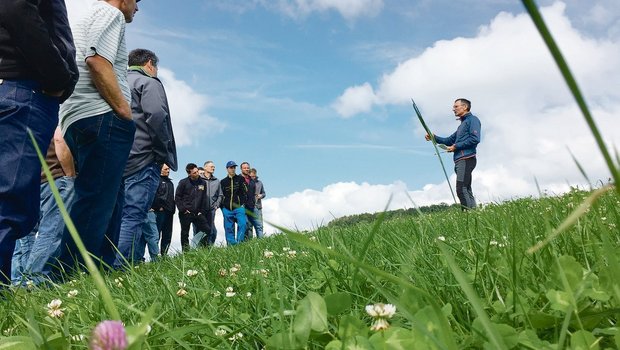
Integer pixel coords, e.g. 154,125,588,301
66,0,619,244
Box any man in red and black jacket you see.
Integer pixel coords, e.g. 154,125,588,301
175,163,210,252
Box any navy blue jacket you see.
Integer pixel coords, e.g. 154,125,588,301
434,112,481,162
220,174,248,211
0,0,78,102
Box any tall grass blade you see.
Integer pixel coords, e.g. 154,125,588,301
27,129,120,320
521,0,620,195
412,99,458,205
567,147,591,188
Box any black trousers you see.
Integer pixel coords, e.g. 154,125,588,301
156,211,174,255
179,211,210,251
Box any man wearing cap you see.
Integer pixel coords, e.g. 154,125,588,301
219,161,248,245
425,98,481,210
175,163,210,252
56,0,140,273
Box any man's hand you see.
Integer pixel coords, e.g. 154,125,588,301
446,145,456,152
425,133,433,141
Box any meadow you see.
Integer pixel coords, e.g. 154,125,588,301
0,186,618,349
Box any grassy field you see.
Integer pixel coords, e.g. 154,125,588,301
1,187,618,349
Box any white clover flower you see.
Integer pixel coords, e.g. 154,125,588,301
176,288,187,297
327,246,333,250
309,236,317,241
365,303,396,318
225,287,236,297
186,269,198,277
68,279,77,286
46,299,64,318
214,327,227,336
145,324,152,335
178,281,187,288
213,291,221,297
282,247,290,252
437,236,446,242
263,250,274,258
246,292,252,298
489,240,498,246
287,250,297,258
26,280,35,290
114,277,124,288
218,268,228,277
229,264,240,275
228,332,243,341
67,289,79,298
3,327,16,336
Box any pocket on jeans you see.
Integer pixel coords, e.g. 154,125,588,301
112,112,136,135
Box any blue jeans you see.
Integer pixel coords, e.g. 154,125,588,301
12,176,75,284
115,162,160,267
11,232,35,285
222,207,247,246
155,210,174,255
0,79,59,285
139,211,160,261
56,111,135,276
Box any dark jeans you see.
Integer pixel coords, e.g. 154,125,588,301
455,157,477,210
155,210,174,255
0,79,58,285
179,212,210,252
56,111,135,276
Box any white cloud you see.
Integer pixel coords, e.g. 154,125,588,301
264,0,384,21
332,82,377,118
158,68,225,146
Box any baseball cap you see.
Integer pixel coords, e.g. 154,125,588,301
226,161,237,168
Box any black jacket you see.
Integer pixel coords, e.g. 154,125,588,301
0,0,78,102
243,176,257,209
123,68,177,177
220,174,248,211
151,176,175,213
175,177,206,214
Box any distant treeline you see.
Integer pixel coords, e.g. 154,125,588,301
327,202,459,228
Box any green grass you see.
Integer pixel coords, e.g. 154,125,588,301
1,187,618,349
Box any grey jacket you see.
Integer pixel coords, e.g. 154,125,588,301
124,68,177,177
254,177,266,209
204,176,223,210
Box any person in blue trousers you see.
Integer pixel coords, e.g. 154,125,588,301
219,161,248,246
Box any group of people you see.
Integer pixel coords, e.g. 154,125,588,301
0,0,182,285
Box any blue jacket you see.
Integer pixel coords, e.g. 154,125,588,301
434,112,481,162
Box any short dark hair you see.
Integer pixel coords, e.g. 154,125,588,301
185,163,198,174
250,168,257,174
240,162,250,168
128,48,159,67
455,98,471,111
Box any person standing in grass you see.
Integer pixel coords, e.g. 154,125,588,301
425,98,481,210
220,161,248,245
152,164,175,256
250,168,266,238
203,161,223,246
0,0,78,285
175,163,210,252
115,48,177,267
56,0,140,274
240,162,258,240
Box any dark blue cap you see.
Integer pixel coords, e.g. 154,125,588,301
226,161,237,168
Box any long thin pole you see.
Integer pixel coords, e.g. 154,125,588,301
412,99,458,205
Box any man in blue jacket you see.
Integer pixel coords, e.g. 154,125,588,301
0,0,78,285
426,98,481,210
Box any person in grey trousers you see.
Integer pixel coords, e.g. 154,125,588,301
203,161,223,245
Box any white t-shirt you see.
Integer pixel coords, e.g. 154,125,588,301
60,1,130,133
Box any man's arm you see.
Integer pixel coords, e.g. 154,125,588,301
455,117,481,150
86,55,131,120
142,79,174,162
54,127,75,177
213,183,223,209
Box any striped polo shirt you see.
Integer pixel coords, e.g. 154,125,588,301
60,1,130,134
